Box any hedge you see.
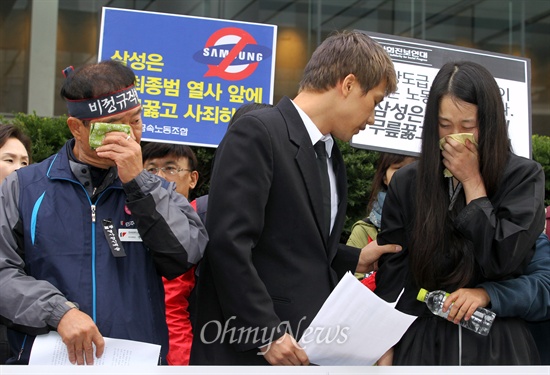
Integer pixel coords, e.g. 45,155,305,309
3,113,550,241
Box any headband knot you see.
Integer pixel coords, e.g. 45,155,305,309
62,66,74,78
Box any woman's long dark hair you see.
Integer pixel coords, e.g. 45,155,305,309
410,61,511,290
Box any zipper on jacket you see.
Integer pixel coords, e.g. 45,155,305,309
49,168,122,326
17,335,27,361
89,189,118,323
91,203,97,322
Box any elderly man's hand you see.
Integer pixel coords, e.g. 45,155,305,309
95,131,143,183
56,308,105,365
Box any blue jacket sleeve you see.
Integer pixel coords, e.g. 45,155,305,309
479,233,550,321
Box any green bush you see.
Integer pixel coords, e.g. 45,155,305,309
189,146,216,201
337,140,379,241
2,113,71,163
532,134,550,207
5,113,550,238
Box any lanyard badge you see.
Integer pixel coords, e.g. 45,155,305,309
102,219,127,257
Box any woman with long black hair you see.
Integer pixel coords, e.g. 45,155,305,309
375,61,545,365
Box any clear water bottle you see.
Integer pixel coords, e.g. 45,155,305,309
417,288,496,336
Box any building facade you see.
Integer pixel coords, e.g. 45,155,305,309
1,0,549,135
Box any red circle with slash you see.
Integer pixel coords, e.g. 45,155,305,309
204,27,259,81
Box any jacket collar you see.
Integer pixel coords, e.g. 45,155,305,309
47,139,122,195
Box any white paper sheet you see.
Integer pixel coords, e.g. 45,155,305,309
29,331,161,366
298,272,417,366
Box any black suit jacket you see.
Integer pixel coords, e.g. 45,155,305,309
190,97,361,365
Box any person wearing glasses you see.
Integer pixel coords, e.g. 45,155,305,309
143,143,199,200
142,142,200,366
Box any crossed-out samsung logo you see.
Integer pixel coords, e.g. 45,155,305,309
201,45,265,63
193,27,272,81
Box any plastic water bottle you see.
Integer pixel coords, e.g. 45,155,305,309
417,288,496,336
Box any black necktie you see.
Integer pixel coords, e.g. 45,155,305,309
314,141,331,240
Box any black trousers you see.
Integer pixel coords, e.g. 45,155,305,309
0,324,10,364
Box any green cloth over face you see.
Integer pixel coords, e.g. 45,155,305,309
439,133,477,178
89,123,131,149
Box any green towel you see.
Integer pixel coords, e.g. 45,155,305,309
89,123,131,149
439,133,477,178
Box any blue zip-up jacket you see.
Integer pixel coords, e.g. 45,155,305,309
480,232,550,321
0,140,208,364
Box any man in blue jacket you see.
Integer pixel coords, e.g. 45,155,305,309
480,232,550,364
0,60,208,365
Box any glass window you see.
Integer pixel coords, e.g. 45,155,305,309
1,0,548,136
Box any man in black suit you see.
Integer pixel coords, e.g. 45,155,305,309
190,30,400,365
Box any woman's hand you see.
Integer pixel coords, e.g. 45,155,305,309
442,287,491,324
441,137,486,203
